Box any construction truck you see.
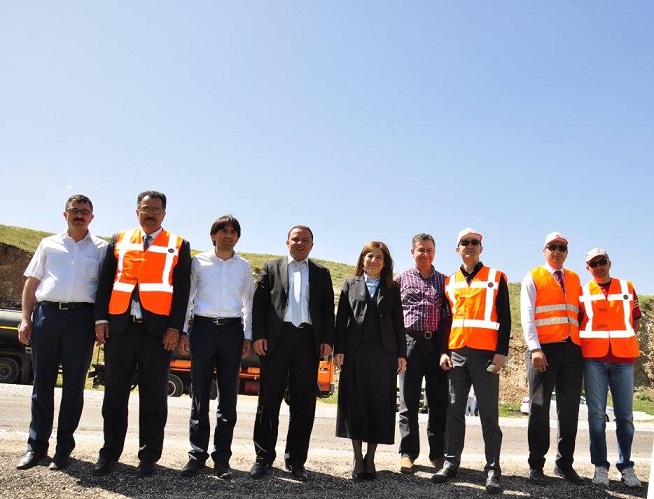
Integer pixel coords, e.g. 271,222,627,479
90,347,335,400
0,308,32,385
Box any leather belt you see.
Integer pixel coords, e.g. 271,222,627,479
195,315,242,326
39,301,93,310
407,329,434,340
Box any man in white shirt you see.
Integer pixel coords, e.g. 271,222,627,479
521,231,583,486
16,195,108,471
179,215,254,479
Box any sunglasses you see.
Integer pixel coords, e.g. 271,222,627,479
588,258,608,268
546,244,568,252
459,239,481,247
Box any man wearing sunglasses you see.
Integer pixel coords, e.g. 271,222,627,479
16,195,108,471
578,248,642,489
432,228,511,494
521,231,583,486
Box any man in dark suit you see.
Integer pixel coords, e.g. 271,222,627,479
92,191,191,477
250,225,335,481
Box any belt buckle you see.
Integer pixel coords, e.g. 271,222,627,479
424,331,432,340
58,302,69,310
131,315,143,323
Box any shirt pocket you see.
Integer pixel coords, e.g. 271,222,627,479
84,257,101,279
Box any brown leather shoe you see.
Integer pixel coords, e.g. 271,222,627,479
400,455,414,474
430,456,445,471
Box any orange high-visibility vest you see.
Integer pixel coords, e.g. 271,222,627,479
445,266,505,351
579,279,640,358
108,228,183,316
530,266,581,345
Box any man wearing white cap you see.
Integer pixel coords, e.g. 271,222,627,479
431,228,511,494
521,231,583,486
579,248,642,488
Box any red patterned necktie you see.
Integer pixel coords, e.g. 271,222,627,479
554,270,565,291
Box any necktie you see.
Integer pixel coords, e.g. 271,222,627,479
292,263,303,326
554,270,565,291
143,234,152,250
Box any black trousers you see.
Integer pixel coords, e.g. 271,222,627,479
188,318,244,464
526,339,583,470
28,304,95,456
100,321,172,462
398,334,448,460
253,323,319,467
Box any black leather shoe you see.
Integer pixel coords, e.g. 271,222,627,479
92,457,116,476
485,471,501,494
49,454,71,470
214,462,233,480
286,463,308,482
554,465,584,485
431,464,458,483
181,458,204,476
250,461,272,479
16,451,46,470
528,468,548,486
136,459,156,477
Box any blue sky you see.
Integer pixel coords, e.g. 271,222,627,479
2,2,653,293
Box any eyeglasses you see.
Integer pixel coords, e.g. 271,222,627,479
66,208,92,216
138,207,163,215
588,258,608,268
546,244,568,252
459,239,481,247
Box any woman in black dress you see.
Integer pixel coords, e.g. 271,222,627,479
334,241,407,480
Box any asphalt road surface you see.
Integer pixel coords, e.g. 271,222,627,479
0,383,652,498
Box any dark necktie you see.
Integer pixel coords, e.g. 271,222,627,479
554,270,565,292
144,234,152,250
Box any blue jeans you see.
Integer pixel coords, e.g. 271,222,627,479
583,360,635,471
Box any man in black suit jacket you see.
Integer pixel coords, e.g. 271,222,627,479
92,191,191,477
250,225,334,481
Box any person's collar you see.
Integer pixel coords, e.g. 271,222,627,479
363,273,381,283
414,265,434,278
288,254,309,265
64,229,91,243
143,227,163,239
461,261,483,276
543,263,564,273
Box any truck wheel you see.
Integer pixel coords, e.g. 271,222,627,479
168,374,184,397
0,357,20,384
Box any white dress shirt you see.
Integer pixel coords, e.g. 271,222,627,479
520,264,566,351
185,250,255,339
284,255,311,326
24,230,108,303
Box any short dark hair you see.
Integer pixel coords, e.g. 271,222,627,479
137,191,167,210
287,225,314,241
65,194,93,212
354,241,395,288
210,215,241,246
412,233,435,248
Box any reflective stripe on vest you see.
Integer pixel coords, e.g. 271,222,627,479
530,266,581,345
445,266,502,351
578,279,639,358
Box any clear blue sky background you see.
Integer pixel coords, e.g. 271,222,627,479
2,2,652,293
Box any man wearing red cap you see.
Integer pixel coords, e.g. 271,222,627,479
579,248,642,488
431,228,511,494
521,231,583,486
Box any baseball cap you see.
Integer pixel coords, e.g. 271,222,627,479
543,231,568,248
585,247,609,263
457,227,482,244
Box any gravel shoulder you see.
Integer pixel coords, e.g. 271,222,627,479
0,384,652,498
